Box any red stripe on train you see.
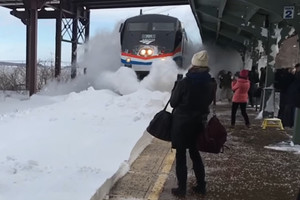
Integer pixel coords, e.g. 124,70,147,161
121,47,182,60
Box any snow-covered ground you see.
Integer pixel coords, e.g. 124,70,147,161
0,60,179,200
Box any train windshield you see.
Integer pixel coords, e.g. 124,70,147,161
127,22,175,32
152,23,175,31
128,23,148,31
121,19,180,53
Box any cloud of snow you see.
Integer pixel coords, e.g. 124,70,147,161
94,67,139,95
269,25,282,65
261,27,268,38
40,32,182,96
244,51,253,70
258,55,267,72
140,58,178,92
255,40,264,54
202,43,243,78
39,6,204,97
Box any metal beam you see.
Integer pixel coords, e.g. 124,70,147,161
195,6,265,41
218,0,227,18
10,8,84,20
243,6,259,22
216,0,227,39
237,0,292,22
71,0,189,9
23,0,47,9
195,5,218,18
202,23,248,44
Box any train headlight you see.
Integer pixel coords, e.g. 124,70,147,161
126,58,131,63
139,47,154,57
140,49,146,56
147,49,153,56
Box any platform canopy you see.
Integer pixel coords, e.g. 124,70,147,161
0,0,189,9
1,0,299,52
189,0,300,52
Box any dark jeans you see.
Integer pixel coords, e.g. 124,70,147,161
231,102,250,126
175,146,205,190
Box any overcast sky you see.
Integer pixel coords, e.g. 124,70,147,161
0,5,201,64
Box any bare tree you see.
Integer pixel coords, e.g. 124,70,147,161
0,61,71,92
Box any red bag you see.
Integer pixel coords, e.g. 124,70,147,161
197,115,227,153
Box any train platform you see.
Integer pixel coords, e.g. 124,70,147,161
105,102,300,200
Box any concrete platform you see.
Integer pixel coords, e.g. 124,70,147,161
106,103,300,200
107,138,174,200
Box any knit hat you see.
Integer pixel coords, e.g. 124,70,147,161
239,69,249,78
191,50,209,67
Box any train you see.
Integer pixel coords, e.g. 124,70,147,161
119,13,187,79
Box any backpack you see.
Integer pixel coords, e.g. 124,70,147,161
197,115,227,154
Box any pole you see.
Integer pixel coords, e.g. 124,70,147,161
71,8,78,79
55,1,62,78
27,8,38,96
292,108,300,145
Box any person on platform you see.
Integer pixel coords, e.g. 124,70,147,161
284,63,300,127
169,50,216,197
219,71,233,102
248,65,259,107
275,67,295,126
259,67,266,88
231,69,250,128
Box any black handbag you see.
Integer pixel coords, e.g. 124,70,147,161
146,100,172,142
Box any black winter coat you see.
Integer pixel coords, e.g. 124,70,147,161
286,72,300,107
170,68,216,149
292,72,300,108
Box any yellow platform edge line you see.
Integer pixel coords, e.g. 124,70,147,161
147,149,175,200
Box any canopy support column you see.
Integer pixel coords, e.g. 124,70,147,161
261,20,278,118
26,8,38,96
55,1,62,78
71,8,79,79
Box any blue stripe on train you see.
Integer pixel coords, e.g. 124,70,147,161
121,55,181,66
121,59,152,65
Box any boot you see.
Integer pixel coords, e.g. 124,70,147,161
171,187,186,197
192,181,206,195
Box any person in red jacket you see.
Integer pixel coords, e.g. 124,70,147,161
231,69,250,128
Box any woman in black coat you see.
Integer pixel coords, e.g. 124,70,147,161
170,50,216,197
283,64,300,127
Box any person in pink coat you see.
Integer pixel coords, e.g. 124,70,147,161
231,69,250,128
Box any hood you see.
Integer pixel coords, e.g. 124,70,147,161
186,70,211,83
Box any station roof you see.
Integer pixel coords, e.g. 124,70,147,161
1,0,299,53
0,0,189,10
189,0,300,52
